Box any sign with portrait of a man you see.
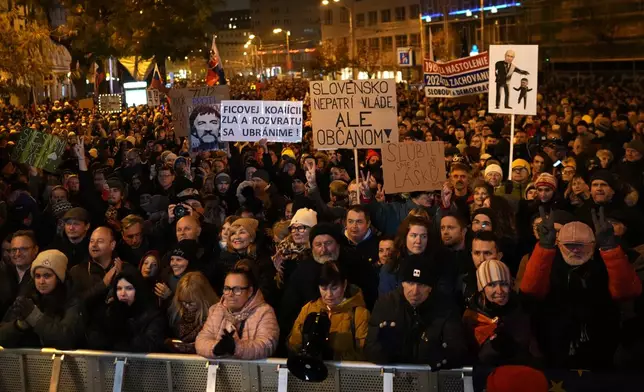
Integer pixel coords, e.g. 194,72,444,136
189,97,227,153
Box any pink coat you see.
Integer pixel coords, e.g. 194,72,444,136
196,290,279,359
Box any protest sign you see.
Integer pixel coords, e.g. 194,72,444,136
309,79,398,149
382,142,446,194
169,85,230,138
423,53,489,98
220,100,302,143
11,128,67,173
98,94,122,113
488,45,539,116
147,89,160,106
397,47,414,67
78,98,94,110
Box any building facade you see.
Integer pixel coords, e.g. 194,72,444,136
213,8,254,76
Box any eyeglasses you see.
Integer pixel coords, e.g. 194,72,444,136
223,286,249,296
10,246,33,255
289,225,308,233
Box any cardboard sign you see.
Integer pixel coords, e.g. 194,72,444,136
147,89,160,106
310,79,398,149
397,47,414,67
78,98,94,110
220,100,302,142
10,128,67,173
382,142,446,194
98,94,122,113
423,53,489,98
488,45,539,115
169,85,230,137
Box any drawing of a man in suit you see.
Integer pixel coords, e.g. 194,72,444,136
495,50,529,110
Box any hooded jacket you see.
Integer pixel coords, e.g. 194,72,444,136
288,285,370,361
196,290,279,360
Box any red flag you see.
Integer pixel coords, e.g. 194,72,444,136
206,36,226,86
94,61,105,94
150,64,169,94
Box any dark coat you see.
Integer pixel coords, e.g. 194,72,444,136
47,234,90,269
216,248,277,306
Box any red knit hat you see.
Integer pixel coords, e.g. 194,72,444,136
366,149,380,161
486,365,548,392
535,173,557,191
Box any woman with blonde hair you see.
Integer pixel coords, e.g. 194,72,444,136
166,272,220,353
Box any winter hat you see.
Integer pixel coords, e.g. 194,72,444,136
252,169,270,184
511,159,531,175
290,208,318,228
524,182,536,199
52,200,73,219
31,250,68,283
215,172,231,185
558,221,595,245
486,365,548,392
401,255,439,287
366,149,380,161
125,136,136,146
170,239,199,264
590,170,617,191
63,207,89,223
107,178,125,193
582,115,593,125
625,139,644,156
484,164,503,178
164,152,178,165
89,148,99,159
476,259,511,292
309,222,342,247
535,173,557,191
232,218,259,241
281,148,296,161
480,153,492,162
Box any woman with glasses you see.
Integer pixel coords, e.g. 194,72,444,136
166,272,219,353
196,263,279,359
272,208,317,290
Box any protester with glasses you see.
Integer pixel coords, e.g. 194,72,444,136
196,263,279,360
272,208,317,290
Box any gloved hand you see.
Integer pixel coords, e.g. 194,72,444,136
377,321,400,354
213,331,236,356
536,206,557,249
592,207,617,250
13,297,35,321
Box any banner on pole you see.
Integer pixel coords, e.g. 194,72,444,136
220,100,302,143
98,94,122,113
11,128,67,173
423,53,489,98
488,45,539,116
78,98,94,110
309,79,398,149
147,89,160,107
168,85,230,139
382,142,446,194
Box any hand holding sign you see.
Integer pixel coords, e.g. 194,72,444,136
382,142,446,194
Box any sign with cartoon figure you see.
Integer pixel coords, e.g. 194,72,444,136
487,45,539,116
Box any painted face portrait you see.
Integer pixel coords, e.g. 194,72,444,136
189,105,221,150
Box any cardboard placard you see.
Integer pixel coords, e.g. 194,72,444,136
169,85,230,137
10,128,67,173
147,89,160,106
98,94,122,113
488,45,539,115
423,53,489,98
382,142,446,194
220,100,302,142
309,79,398,149
78,98,94,110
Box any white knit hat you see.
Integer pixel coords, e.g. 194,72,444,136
476,259,511,292
31,250,68,283
290,208,318,228
484,164,503,178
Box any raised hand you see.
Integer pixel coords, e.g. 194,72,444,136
441,181,453,208
537,206,557,249
305,160,317,187
592,207,617,250
359,170,372,198
375,184,385,203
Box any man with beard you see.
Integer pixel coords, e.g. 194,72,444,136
448,163,472,213
190,105,222,152
105,178,132,232
48,207,91,268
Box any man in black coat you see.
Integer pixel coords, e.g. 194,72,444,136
48,207,91,268
494,49,529,110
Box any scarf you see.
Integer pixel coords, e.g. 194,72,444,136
177,307,202,343
272,236,308,288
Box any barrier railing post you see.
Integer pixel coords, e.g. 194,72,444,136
48,354,64,392
277,365,289,392
112,358,127,392
206,362,219,392
463,369,474,392
381,368,394,392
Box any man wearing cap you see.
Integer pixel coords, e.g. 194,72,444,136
520,207,641,369
496,158,532,202
365,255,469,367
214,172,239,216
48,207,91,268
251,169,286,224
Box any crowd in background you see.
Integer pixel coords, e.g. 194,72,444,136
0,76,643,389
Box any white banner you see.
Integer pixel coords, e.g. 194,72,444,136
98,94,122,114
310,79,398,149
220,100,303,142
488,45,539,116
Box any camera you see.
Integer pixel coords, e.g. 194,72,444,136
174,204,189,219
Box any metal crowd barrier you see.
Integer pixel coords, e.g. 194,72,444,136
0,348,473,392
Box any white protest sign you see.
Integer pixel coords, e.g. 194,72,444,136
310,79,398,149
98,94,122,114
220,100,302,142
488,45,539,116
147,89,160,106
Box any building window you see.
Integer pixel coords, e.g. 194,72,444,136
368,11,377,26
410,33,420,47
409,4,420,18
323,9,333,25
381,9,391,23
395,34,407,47
395,6,405,21
270,7,279,13
381,36,393,51
356,13,365,27
340,8,349,23
369,38,380,52
356,39,367,49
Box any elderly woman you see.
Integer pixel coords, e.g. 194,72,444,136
272,208,317,289
196,264,279,359
0,250,83,349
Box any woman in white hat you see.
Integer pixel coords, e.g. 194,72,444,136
0,250,83,349
272,208,318,289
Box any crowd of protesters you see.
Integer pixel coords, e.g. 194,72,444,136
0,77,643,388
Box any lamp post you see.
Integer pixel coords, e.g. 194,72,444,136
322,0,356,79
248,34,264,78
273,28,291,74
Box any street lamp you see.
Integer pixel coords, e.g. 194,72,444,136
273,28,291,74
248,34,264,78
321,0,355,79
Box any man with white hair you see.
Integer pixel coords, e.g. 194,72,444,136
495,49,530,110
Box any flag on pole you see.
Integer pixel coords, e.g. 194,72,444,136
206,36,226,86
94,61,105,94
150,63,167,92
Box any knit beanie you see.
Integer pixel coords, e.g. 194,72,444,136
52,200,73,219
476,259,511,291
486,365,548,392
215,172,231,185
232,218,259,241
309,222,342,247
511,159,531,175
252,169,270,184
590,170,617,191
290,208,318,228
484,164,503,178
535,173,557,191
170,239,199,264
401,254,439,287
31,250,68,283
